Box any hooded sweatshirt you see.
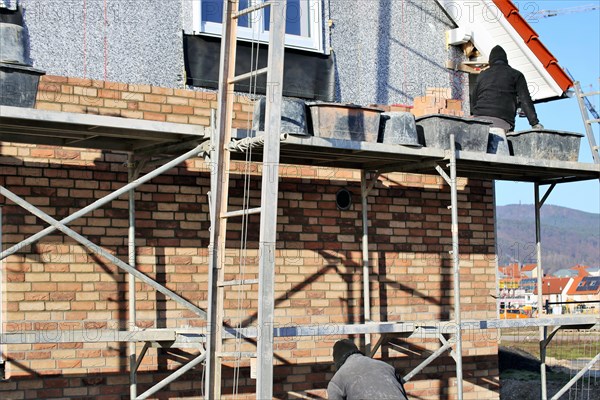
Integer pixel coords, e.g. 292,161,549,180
327,353,408,400
471,45,539,129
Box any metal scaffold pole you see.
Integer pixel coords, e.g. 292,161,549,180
257,1,286,397
127,156,138,399
434,135,463,398
535,183,548,400
534,182,555,400
361,171,372,354
449,137,464,399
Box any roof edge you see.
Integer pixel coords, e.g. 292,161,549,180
492,0,574,93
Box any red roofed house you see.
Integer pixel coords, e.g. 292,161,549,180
534,277,574,315
520,263,538,278
567,276,600,314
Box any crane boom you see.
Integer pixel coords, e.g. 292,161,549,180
530,4,599,18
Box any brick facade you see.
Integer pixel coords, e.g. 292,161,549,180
0,76,499,399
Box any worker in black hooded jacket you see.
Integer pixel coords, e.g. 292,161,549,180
327,339,408,400
471,45,543,132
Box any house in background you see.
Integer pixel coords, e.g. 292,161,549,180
0,0,584,399
520,263,538,278
553,268,580,278
567,275,600,314
533,277,574,315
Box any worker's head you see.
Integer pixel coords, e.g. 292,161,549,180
332,339,362,370
489,45,508,65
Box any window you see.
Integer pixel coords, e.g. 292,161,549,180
192,0,323,52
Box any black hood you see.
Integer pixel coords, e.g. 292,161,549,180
333,339,362,370
489,45,508,65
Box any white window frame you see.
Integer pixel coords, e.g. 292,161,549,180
192,0,324,53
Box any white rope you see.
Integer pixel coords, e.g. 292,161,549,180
233,0,264,396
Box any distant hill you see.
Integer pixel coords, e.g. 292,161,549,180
496,204,600,275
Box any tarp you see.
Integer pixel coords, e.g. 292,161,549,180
183,34,335,101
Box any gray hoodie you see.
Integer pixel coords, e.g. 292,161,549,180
327,354,408,400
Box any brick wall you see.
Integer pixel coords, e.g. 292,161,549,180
34,75,254,128
0,77,499,399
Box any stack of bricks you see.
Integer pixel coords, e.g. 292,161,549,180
411,87,464,117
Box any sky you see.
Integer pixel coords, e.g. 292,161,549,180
493,0,600,214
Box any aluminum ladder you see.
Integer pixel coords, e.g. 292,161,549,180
573,80,600,164
204,0,287,398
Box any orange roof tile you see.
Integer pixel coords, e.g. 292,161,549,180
492,0,574,93
534,277,571,295
568,276,600,295
521,264,537,272
567,275,585,295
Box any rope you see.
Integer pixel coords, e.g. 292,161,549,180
228,134,288,152
232,1,263,396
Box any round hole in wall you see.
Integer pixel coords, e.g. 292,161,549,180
335,188,352,211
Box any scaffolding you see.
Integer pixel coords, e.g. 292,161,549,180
1,101,599,398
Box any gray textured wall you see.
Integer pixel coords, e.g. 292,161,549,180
19,0,185,87
15,0,467,101
329,0,466,105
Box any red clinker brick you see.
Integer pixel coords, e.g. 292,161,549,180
36,389,63,397
44,378,70,389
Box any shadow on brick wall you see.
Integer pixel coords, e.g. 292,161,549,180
0,147,498,399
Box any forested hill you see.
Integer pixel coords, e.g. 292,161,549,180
496,204,600,274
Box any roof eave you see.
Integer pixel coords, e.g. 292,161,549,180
492,0,574,94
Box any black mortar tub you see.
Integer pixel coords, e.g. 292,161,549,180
415,114,492,152
507,129,583,162
0,62,45,108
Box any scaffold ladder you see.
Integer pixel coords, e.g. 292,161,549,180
573,80,600,164
204,0,287,399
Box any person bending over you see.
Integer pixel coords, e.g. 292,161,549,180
327,339,408,400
